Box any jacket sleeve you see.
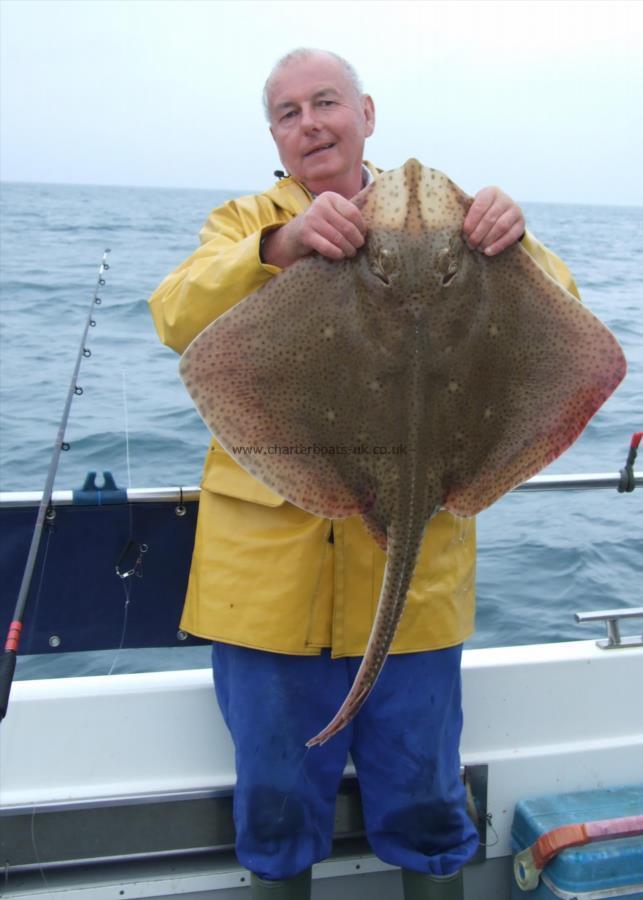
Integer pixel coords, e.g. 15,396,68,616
520,230,581,300
148,195,292,354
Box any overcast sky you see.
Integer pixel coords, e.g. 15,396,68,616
1,0,642,205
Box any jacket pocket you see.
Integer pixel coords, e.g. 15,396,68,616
200,441,285,507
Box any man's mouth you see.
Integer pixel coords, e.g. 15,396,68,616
304,143,336,158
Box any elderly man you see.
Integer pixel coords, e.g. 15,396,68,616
149,49,579,900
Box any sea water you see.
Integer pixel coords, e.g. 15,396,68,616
0,181,641,674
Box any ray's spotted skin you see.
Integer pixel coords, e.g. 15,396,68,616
180,159,627,747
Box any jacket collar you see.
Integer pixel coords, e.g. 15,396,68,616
262,160,380,215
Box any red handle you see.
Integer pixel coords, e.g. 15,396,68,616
532,814,643,870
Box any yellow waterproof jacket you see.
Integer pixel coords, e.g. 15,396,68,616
149,164,580,657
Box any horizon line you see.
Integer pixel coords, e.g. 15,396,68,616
1,177,642,210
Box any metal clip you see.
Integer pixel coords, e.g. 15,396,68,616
175,486,186,517
575,607,643,649
116,541,149,580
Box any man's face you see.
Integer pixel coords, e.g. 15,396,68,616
267,53,375,198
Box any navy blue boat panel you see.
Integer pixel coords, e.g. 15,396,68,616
0,501,208,653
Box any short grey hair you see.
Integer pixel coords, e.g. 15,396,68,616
262,48,364,121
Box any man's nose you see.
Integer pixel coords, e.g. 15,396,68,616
299,103,322,131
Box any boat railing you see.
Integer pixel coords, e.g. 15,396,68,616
1,470,640,507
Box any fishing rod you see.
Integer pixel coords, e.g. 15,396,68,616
0,249,111,722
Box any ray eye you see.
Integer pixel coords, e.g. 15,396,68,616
442,269,457,287
373,268,391,286
371,248,397,285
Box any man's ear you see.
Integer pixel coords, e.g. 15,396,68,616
363,95,375,138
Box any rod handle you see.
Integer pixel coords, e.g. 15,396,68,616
0,651,17,722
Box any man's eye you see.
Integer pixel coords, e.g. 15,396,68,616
318,100,336,108
280,110,298,122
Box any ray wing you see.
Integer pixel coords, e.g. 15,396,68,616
179,251,410,535
430,243,626,517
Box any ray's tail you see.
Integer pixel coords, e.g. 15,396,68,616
305,516,428,747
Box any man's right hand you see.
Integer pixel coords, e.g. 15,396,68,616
261,192,367,268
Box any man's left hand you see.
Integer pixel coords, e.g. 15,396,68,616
463,187,525,257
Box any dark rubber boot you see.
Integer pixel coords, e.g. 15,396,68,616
250,868,312,899
402,868,464,900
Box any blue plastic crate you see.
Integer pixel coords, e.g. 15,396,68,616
511,785,643,898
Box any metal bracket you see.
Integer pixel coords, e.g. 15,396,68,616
575,607,643,649
463,763,489,864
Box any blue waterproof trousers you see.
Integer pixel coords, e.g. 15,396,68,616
212,642,479,880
